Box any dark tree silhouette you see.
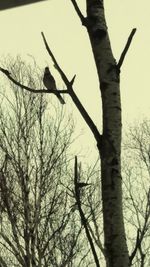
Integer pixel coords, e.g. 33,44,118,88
0,1,138,267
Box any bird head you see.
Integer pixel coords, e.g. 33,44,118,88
44,67,50,74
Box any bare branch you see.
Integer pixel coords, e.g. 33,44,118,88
41,32,102,146
129,228,140,265
69,89,102,145
0,233,24,265
129,208,149,266
117,28,137,70
74,156,100,267
41,32,70,86
0,67,67,94
70,0,86,25
0,170,25,259
70,74,76,86
139,245,146,267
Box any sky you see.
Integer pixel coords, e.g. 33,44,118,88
0,0,149,162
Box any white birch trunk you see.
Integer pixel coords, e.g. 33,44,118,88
86,1,129,266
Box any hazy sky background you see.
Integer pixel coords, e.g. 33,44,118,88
0,0,149,162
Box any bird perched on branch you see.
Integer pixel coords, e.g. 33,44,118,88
43,67,65,104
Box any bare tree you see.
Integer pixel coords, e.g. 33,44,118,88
122,119,150,267
0,57,101,267
0,1,139,267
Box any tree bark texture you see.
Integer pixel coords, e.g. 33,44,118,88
86,1,129,266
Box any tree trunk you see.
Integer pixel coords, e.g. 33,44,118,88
86,1,129,266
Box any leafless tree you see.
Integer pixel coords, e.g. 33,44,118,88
0,1,139,266
122,119,150,267
0,57,101,267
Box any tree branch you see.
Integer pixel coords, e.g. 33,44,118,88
0,170,25,261
139,245,145,267
0,233,24,265
117,28,137,70
74,156,100,267
41,32,102,146
129,215,148,266
69,88,102,144
129,228,140,265
41,32,70,86
70,0,86,25
0,67,67,94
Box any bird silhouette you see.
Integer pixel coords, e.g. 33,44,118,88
43,67,65,104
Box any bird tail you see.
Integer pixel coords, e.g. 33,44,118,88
57,94,65,105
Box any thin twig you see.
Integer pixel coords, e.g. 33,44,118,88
70,0,85,25
117,28,137,70
70,75,76,86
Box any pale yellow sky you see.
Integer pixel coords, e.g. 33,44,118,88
0,0,149,161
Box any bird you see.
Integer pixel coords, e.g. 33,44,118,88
43,67,65,105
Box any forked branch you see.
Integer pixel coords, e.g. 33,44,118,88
41,32,102,146
70,0,86,25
